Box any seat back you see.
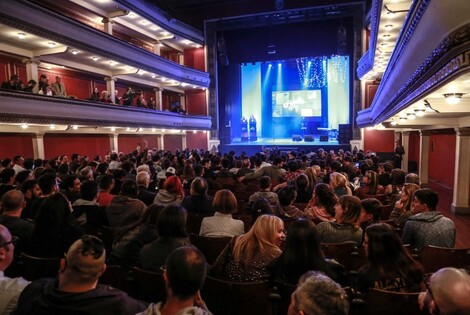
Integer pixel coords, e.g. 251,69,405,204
98,225,120,255
202,276,272,315
86,205,109,228
186,212,212,235
189,234,232,265
354,289,427,315
321,242,367,272
419,246,470,273
20,252,61,281
99,265,133,294
132,267,167,303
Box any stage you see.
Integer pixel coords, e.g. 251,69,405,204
218,137,351,156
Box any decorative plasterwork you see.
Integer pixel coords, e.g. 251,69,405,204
0,92,211,130
0,0,210,87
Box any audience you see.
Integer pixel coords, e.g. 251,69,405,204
248,176,279,205
402,188,456,251
211,214,284,282
137,246,211,315
199,189,244,237
181,177,214,214
14,235,147,314
153,176,184,207
304,183,338,222
389,183,420,227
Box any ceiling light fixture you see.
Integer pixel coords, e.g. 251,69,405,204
109,61,117,66
92,56,98,61
126,127,130,131
414,108,425,117
390,118,397,126
384,24,393,30
21,123,28,129
407,112,416,120
111,127,116,132
71,50,78,55
399,116,407,122
50,124,56,129
383,34,391,39
48,42,56,47
443,93,465,105
72,125,78,130
17,33,26,39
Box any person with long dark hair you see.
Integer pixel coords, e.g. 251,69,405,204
356,223,424,293
269,219,345,286
304,183,338,223
355,170,384,199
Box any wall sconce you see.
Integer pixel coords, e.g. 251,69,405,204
444,93,464,105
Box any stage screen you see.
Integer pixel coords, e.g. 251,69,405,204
272,90,321,118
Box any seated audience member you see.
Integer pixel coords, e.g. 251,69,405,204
0,224,30,315
199,190,244,237
96,174,114,207
89,87,100,101
15,235,147,314
419,267,470,315
22,173,58,220
136,171,156,206
99,90,111,103
405,172,420,185
239,157,285,183
72,180,99,224
270,219,346,286
294,173,313,203
38,83,53,95
50,75,67,97
110,204,161,268
384,168,406,198
211,214,285,282
25,193,84,258
1,74,22,90
60,175,81,204
357,223,424,293
402,188,456,251
137,246,211,315
358,197,382,228
153,176,184,207
304,183,338,222
19,179,41,221
329,172,352,197
378,162,393,187
355,170,384,199
316,195,363,245
389,183,420,227
12,155,25,175
181,177,214,215
248,176,279,205
275,185,306,220
288,271,349,315
251,198,274,225
0,190,34,258
139,205,190,271
105,179,147,228
0,168,16,199
235,157,253,177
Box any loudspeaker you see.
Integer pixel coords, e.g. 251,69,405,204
304,135,314,142
338,124,352,144
292,134,302,142
320,135,329,142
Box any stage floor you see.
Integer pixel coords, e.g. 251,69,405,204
219,137,351,156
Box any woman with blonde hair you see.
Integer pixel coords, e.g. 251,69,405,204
211,214,285,282
329,172,353,197
389,183,420,227
199,189,244,237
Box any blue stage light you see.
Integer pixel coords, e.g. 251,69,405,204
278,62,282,67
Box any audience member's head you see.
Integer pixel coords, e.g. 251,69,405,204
120,179,138,198
136,171,150,188
405,172,420,185
419,267,470,315
37,173,58,195
97,174,114,192
278,185,297,206
258,176,272,190
20,179,41,199
15,170,32,185
1,190,25,214
251,198,273,222
411,188,439,214
80,180,98,202
359,198,382,224
157,205,187,238
288,271,349,315
163,176,184,197
190,177,208,196
164,246,207,300
0,224,16,271
0,168,15,185
335,195,362,224
212,189,237,214
60,175,81,192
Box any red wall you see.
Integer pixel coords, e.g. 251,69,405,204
408,131,420,166
118,135,159,154
186,90,206,115
0,134,34,159
164,135,183,152
363,129,395,153
186,132,208,150
428,133,455,188
44,134,111,159
184,48,205,72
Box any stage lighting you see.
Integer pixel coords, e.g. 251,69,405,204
268,45,276,55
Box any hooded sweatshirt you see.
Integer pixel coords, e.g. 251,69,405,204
402,211,455,251
137,302,212,315
105,195,146,227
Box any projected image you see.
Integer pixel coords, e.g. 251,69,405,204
272,90,322,118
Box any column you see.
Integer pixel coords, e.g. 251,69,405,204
452,128,470,214
102,17,114,35
181,132,187,149
110,134,118,152
179,93,186,112
32,133,45,159
22,58,40,93
154,88,163,111
419,130,431,187
401,131,410,172
153,41,161,56
178,52,185,65
157,134,164,150
104,76,116,103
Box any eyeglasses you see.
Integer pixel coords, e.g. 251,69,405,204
425,280,440,314
0,236,19,248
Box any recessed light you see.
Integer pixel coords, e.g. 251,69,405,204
48,42,56,47
128,12,137,18
71,50,78,55
72,125,78,130
126,127,130,131
160,31,170,36
111,127,116,131
151,74,156,79
21,123,28,129
109,61,117,66
150,25,159,31
384,24,393,30
407,112,416,120
383,34,391,39
50,124,56,129
92,56,98,61
140,20,149,25
380,43,388,47
17,33,26,39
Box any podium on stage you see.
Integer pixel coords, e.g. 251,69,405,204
249,115,257,141
241,116,249,141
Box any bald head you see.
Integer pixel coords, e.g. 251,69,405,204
63,235,106,285
430,267,470,315
0,224,14,270
1,190,25,213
